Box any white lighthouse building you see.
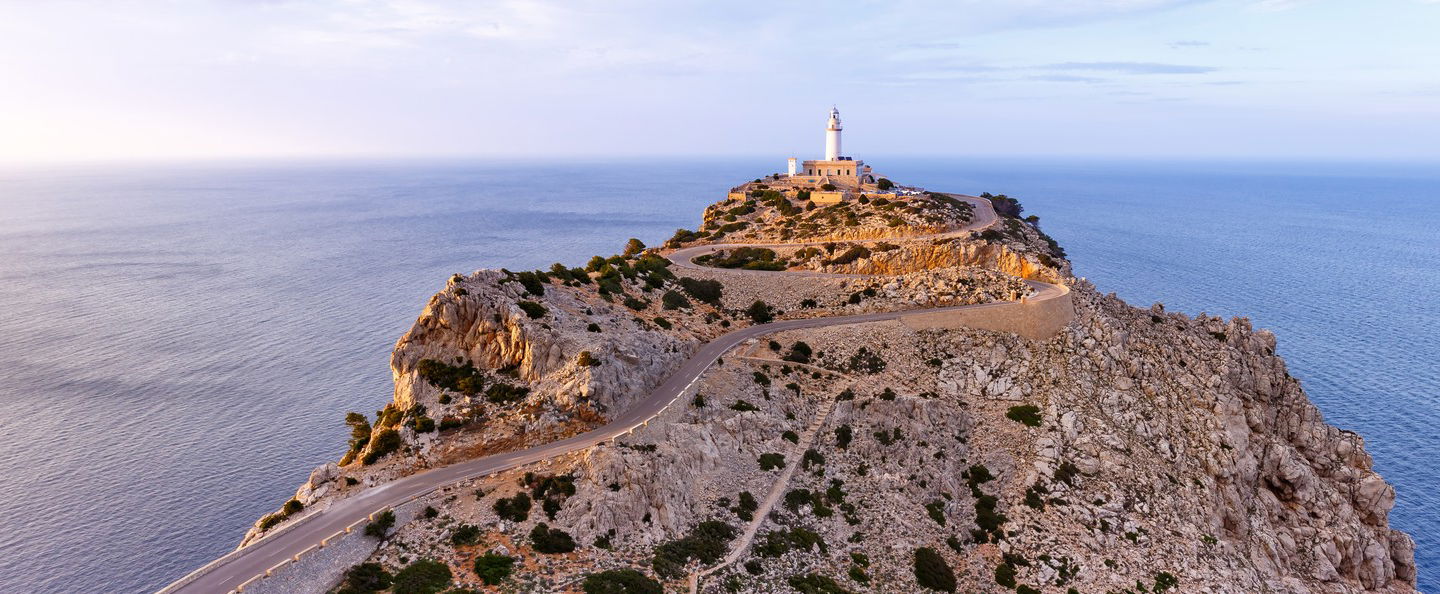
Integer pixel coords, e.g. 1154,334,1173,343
793,106,874,185
824,107,842,160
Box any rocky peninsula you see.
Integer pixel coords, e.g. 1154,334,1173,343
203,178,1414,594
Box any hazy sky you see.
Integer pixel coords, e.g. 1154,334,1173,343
1,0,1438,163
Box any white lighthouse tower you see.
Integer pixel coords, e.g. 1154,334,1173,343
792,106,875,189
824,107,842,161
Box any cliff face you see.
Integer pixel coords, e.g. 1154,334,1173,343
243,187,1415,594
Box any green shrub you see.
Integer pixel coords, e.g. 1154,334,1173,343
493,493,532,522
849,565,869,584
362,429,402,465
652,317,671,329
450,524,481,546
701,247,788,270
914,547,956,592
517,301,547,319
1006,405,1042,427
651,520,736,579
746,300,775,323
826,245,871,266
391,559,451,594
782,430,799,443
412,416,435,432
994,561,1016,588
364,509,395,538
414,359,486,396
623,238,646,257
678,277,723,305
623,296,648,310
258,512,285,532
1154,572,1180,593
473,553,515,585
661,290,690,310
754,527,826,557
758,452,785,471
341,562,392,593
925,500,946,525
731,399,760,412
587,322,602,332
876,178,894,190
343,412,372,462
751,371,770,386
821,183,837,191
783,341,813,364
577,351,601,367
485,382,530,404
529,523,576,554
732,491,758,521
283,498,304,515
582,568,662,594
846,347,885,373
787,573,853,594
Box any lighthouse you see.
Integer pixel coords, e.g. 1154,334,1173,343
825,106,842,161
794,106,874,186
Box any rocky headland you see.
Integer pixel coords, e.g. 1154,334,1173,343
236,179,1416,594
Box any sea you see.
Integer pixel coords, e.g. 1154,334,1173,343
0,158,1434,593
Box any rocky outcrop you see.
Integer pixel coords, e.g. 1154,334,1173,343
244,184,1415,594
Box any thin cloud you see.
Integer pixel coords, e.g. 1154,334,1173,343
1169,40,1210,48
1044,61,1218,74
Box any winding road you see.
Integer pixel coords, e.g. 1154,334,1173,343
159,194,1071,594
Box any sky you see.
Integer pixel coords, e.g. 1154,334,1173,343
0,0,1438,163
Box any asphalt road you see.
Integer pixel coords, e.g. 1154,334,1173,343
163,193,1060,594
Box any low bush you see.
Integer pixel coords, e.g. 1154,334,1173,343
732,491,758,521
391,559,451,594
517,301,548,319
661,290,690,310
485,382,530,404
787,573,853,594
362,429,402,465
414,358,485,396
364,509,396,538
758,452,785,471
746,300,775,324
731,399,760,412
473,553,515,585
493,492,532,522
450,524,481,546
914,547,956,592
341,562,392,593
529,523,577,554
835,425,853,449
651,520,736,579
1006,405,1042,427
678,277,723,305
783,341,813,364
826,245,871,266
582,568,663,594
577,351,601,367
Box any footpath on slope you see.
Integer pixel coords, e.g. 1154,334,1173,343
159,193,1073,594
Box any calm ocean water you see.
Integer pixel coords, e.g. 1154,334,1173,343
0,158,1434,593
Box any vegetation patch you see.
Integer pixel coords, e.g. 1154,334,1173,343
651,520,736,578
914,547,956,592
473,553,515,586
529,523,576,554
1006,405,1042,427
391,559,452,594
582,569,663,594
415,358,486,396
